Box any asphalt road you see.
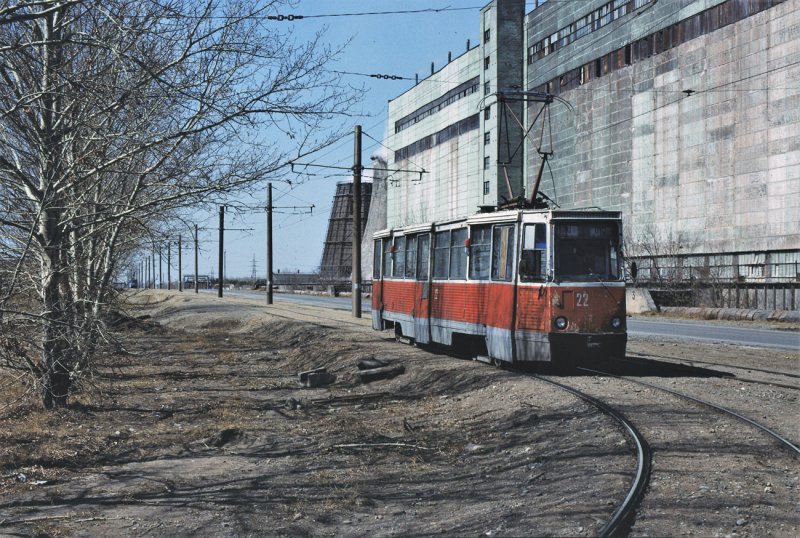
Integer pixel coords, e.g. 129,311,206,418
208,289,799,351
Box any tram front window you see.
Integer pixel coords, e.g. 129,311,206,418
554,222,622,281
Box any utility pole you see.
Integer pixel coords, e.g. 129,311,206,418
218,205,224,298
178,234,183,292
194,224,199,294
266,182,273,305
158,245,163,290
352,125,362,318
167,242,172,291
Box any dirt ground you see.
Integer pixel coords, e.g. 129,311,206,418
0,291,797,537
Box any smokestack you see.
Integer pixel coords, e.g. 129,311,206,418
467,39,471,51
415,73,419,85
430,62,434,75
448,51,452,62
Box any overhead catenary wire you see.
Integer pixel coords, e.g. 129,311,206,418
267,6,489,20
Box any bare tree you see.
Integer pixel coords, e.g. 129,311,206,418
0,0,358,408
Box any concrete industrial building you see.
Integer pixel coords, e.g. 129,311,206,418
381,0,798,308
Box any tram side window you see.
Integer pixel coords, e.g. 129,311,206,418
393,236,406,278
373,239,382,279
491,224,516,281
383,237,392,278
520,224,547,282
405,235,417,279
468,225,492,280
433,231,450,279
417,234,430,280
449,228,468,279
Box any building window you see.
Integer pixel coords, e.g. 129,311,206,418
484,28,490,43
484,132,491,145
484,56,490,70
484,80,490,94
484,156,491,170
484,105,491,120
483,181,490,195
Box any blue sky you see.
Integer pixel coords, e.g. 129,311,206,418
193,1,536,279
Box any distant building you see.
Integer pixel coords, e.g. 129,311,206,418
382,0,799,305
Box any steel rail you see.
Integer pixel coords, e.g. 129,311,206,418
529,374,652,538
578,367,800,458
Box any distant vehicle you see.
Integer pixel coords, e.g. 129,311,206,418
183,274,211,289
371,208,627,365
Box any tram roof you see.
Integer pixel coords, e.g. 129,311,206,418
374,208,621,238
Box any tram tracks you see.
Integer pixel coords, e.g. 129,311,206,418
533,365,799,536
524,373,651,538
576,366,800,458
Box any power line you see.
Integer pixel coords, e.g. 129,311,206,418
267,7,488,20
289,161,426,176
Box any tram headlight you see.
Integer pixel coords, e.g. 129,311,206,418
555,316,568,330
611,317,622,329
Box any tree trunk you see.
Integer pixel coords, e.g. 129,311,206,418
41,268,71,409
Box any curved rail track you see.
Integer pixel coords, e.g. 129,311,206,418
525,373,651,538
577,366,800,458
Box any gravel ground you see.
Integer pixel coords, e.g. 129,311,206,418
0,290,797,537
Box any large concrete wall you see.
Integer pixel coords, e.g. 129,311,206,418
525,0,799,261
375,0,798,284
386,47,483,228
386,0,526,228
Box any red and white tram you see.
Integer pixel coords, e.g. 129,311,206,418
371,209,627,365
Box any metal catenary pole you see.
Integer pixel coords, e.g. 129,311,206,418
352,125,362,318
218,205,224,298
194,224,199,294
158,245,163,289
178,234,183,292
167,242,171,291
267,182,273,305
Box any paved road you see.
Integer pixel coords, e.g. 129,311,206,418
627,318,798,351
210,289,799,351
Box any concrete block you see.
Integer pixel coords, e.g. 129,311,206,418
299,367,336,388
626,287,657,314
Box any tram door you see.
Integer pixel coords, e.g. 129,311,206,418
371,238,388,330
411,233,432,344
515,223,551,360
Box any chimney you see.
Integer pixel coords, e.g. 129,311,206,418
466,39,471,51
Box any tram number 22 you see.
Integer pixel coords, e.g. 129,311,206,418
575,292,590,307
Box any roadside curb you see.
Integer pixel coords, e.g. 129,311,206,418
659,306,800,323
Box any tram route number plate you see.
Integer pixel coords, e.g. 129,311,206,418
576,292,589,307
